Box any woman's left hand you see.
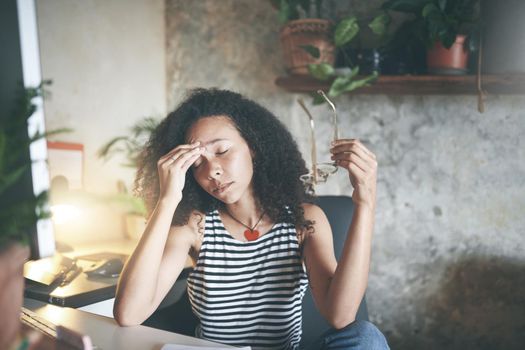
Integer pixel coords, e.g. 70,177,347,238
330,139,377,209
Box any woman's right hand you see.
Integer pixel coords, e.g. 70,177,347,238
157,141,204,203
116,143,203,326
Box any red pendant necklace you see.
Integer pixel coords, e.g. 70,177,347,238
224,208,266,242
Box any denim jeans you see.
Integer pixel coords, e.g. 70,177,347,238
303,320,390,350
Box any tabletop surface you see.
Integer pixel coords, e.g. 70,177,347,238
23,298,236,350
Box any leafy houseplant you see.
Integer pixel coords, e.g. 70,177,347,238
0,82,69,350
273,1,390,102
274,0,337,75
97,116,159,216
98,116,159,169
273,0,324,24
382,0,480,74
306,12,390,102
0,82,69,248
98,117,159,238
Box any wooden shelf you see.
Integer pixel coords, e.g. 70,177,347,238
275,74,525,95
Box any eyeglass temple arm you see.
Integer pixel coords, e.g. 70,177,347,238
317,90,339,142
297,98,318,184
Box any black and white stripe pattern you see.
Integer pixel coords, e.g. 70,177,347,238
187,210,308,350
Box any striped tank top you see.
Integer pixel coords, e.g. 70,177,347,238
187,209,309,350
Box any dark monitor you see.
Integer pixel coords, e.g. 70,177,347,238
1,0,56,259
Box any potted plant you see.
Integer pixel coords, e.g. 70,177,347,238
305,11,391,102
0,82,68,349
272,0,336,75
97,117,158,239
382,0,480,74
98,116,158,169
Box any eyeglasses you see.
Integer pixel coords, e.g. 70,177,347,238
298,90,339,195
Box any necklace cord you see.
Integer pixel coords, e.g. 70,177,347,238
224,209,265,231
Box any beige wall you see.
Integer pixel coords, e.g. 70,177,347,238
36,0,166,244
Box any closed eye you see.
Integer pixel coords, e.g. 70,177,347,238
192,149,229,169
192,156,203,169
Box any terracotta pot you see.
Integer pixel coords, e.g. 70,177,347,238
427,35,469,75
0,243,30,350
280,19,335,75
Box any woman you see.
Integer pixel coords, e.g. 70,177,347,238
114,88,389,350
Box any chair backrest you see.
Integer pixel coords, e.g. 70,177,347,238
142,268,197,335
143,195,369,344
300,195,369,347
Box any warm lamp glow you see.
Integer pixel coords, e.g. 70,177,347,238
51,204,82,225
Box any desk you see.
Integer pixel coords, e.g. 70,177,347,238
23,298,236,349
24,238,193,313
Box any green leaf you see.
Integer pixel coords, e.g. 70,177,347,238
278,0,290,23
278,0,299,23
29,128,73,143
314,0,322,18
0,193,38,240
35,190,51,219
349,66,360,78
308,63,335,81
334,17,359,47
311,94,326,105
131,117,158,137
0,132,6,175
422,3,440,18
0,164,29,195
440,30,457,48
328,71,378,97
328,76,353,98
438,0,447,11
350,71,379,90
97,116,159,167
368,13,391,36
97,136,128,159
381,0,424,14
299,45,321,59
298,0,311,15
0,81,70,245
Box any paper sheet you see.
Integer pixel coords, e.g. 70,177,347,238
161,344,251,350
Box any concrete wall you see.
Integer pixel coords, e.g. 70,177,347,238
35,0,166,244
165,1,524,349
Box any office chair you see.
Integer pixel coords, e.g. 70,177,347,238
143,195,369,348
300,195,369,347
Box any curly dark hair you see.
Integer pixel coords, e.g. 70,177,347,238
135,88,315,235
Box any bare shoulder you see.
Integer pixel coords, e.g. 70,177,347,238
300,202,327,221
297,203,331,245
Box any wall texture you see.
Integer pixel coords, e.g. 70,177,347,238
165,1,525,349
36,0,167,244
37,0,167,194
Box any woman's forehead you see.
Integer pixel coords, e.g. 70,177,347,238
185,115,241,143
